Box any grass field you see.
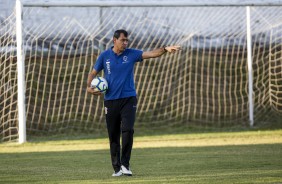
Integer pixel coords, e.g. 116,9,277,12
0,129,282,184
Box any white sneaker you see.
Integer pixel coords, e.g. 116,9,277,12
112,170,123,177
121,165,132,176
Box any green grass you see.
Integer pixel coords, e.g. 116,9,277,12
0,130,282,184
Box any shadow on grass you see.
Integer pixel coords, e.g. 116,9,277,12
0,144,281,184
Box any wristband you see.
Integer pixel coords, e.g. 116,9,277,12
163,46,167,52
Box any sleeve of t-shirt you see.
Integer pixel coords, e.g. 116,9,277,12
93,53,104,72
133,49,143,63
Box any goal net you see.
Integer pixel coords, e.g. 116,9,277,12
1,3,282,141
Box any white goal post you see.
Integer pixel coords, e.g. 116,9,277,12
1,0,281,143
16,0,26,143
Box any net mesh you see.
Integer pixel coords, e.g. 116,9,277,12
0,6,282,141
0,12,18,141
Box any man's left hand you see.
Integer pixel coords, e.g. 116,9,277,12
165,45,181,53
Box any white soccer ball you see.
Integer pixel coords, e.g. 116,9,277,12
91,77,108,93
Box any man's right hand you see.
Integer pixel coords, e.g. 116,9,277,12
87,86,103,96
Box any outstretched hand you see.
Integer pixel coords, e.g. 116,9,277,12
165,45,181,53
142,45,181,59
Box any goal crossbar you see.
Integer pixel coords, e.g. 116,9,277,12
22,0,282,7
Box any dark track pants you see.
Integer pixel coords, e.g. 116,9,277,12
104,96,137,172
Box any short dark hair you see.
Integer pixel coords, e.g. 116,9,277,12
113,29,128,39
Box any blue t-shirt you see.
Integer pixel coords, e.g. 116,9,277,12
93,47,143,100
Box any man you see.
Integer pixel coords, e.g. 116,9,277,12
87,29,181,176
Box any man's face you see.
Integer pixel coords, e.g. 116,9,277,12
114,33,129,52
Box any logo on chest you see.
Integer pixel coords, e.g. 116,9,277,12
122,56,128,64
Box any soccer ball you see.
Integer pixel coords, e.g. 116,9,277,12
91,77,108,93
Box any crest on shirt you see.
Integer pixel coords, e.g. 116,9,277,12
122,56,128,63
